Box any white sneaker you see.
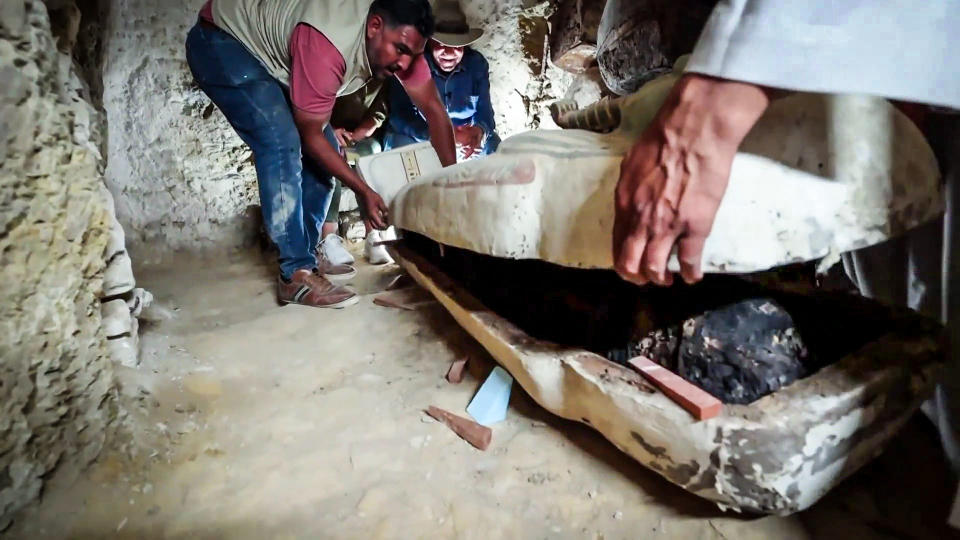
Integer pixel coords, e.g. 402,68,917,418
318,233,355,266
365,230,394,265
381,226,398,241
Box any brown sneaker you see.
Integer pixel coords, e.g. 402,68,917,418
316,249,357,284
278,269,359,309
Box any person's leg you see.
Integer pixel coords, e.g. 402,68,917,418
932,117,960,528
354,136,394,264
303,125,358,274
322,179,342,238
932,116,960,476
843,114,960,480
841,218,942,318
186,22,314,279
300,124,339,254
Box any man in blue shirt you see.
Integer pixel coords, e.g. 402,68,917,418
383,0,499,159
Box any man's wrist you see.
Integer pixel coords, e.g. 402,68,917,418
664,74,770,153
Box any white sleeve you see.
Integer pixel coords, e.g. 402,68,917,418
684,0,960,110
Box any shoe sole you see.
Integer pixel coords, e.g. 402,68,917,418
324,269,358,284
327,256,356,266
280,294,360,309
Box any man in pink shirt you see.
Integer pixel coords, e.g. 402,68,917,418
186,0,456,309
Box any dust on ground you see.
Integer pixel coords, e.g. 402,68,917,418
5,248,957,539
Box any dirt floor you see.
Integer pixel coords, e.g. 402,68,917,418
5,247,960,539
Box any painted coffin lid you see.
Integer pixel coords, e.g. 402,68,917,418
390,71,943,274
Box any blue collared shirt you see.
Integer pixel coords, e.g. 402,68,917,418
385,48,500,154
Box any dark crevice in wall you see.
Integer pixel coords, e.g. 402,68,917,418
45,0,112,162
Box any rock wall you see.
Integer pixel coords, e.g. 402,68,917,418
102,0,260,253
0,0,119,529
102,0,599,253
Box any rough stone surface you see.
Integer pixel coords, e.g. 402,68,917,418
548,0,605,73
101,0,586,253
0,0,118,528
597,0,717,95
102,0,259,253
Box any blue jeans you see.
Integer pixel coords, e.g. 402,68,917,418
186,21,337,279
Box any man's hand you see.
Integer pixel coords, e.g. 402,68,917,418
333,127,354,148
293,108,389,229
454,124,485,159
359,187,389,230
613,74,770,286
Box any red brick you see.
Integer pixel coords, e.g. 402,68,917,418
627,357,723,421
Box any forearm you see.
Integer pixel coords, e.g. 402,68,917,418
300,129,370,195
423,105,457,167
353,116,380,139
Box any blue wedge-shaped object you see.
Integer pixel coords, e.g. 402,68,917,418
467,366,514,426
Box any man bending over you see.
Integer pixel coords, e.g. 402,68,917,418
186,0,456,308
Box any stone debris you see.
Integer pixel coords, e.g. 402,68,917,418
425,406,492,451
466,367,514,426
445,357,469,384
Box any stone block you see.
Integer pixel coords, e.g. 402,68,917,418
339,185,359,213
0,0,119,525
103,252,135,297
101,298,132,338
106,334,139,369
596,0,716,95
339,210,366,241
549,0,605,73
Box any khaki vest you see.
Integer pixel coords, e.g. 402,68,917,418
212,0,375,96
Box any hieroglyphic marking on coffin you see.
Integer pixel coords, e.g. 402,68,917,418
401,149,422,182
631,432,667,458
684,449,721,493
431,159,536,188
632,432,706,486
667,461,702,485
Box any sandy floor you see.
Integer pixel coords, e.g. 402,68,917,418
6,248,960,539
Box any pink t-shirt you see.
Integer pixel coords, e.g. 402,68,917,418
199,0,213,22
198,0,431,116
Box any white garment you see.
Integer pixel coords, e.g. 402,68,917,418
685,0,960,110
683,0,960,525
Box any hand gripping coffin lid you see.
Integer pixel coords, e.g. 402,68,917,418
377,2,954,516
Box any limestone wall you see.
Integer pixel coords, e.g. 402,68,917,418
101,0,599,253
0,0,118,529
102,0,261,253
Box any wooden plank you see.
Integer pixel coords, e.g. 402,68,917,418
627,356,723,421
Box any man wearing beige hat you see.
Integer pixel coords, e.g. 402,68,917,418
383,0,500,159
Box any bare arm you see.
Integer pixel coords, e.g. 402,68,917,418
293,108,389,229
404,77,457,167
